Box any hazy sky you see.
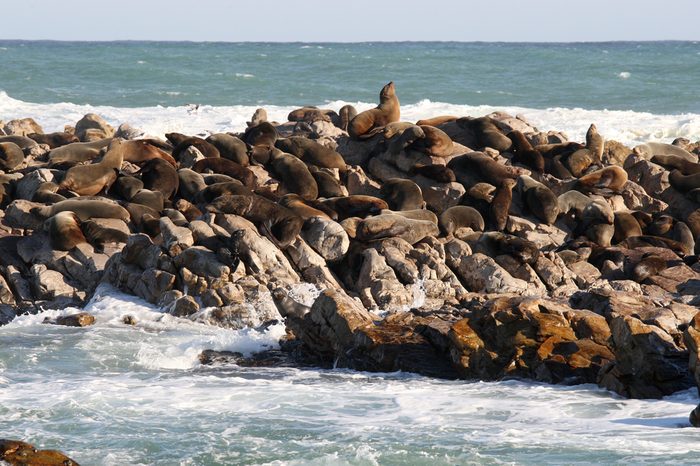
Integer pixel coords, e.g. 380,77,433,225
4,0,700,42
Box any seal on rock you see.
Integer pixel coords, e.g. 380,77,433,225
339,105,358,132
0,142,25,171
206,133,250,166
507,131,544,173
613,211,643,244
669,170,700,193
45,211,86,250
409,163,456,183
348,82,400,139
321,195,388,220
410,125,454,158
573,166,628,193
490,178,516,231
192,157,255,189
269,149,319,200
634,142,697,162
139,158,179,200
309,167,345,198
518,175,559,225
448,151,519,187
586,123,605,163
439,206,485,236
33,197,130,222
48,138,111,166
28,132,79,148
275,137,346,170
456,117,511,152
60,138,125,196
379,178,425,211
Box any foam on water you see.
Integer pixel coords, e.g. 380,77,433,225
2,91,700,147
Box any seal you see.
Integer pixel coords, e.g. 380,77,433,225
506,130,545,173
489,178,516,231
202,173,235,185
586,123,605,163
192,157,256,188
177,168,207,202
0,135,38,152
557,190,593,218
59,138,125,196
0,142,25,171
122,139,177,166
32,182,66,204
338,105,358,132
309,166,345,198
139,157,179,200
669,170,700,193
546,154,574,179
386,125,424,156
45,211,87,251
32,197,130,223
320,195,388,220
243,121,278,163
348,82,400,139
287,107,337,124
409,163,456,183
646,214,675,236
269,149,318,200
110,175,143,201
651,154,700,175
633,142,697,163
356,213,439,245
207,194,303,248
415,116,458,127
380,208,438,225
247,108,268,127
130,189,164,212
564,148,594,177
439,206,485,236
194,181,252,204
535,141,584,159
410,125,454,158
625,254,668,282
48,138,112,166
206,133,250,166
673,221,696,255
28,132,79,148
81,218,130,250
121,202,160,231
279,194,332,220
573,166,628,193
472,231,540,265
613,211,643,244
518,175,559,224
171,136,220,160
463,182,495,214
274,137,347,170
379,178,425,211
447,151,519,187
456,117,511,152
175,199,203,222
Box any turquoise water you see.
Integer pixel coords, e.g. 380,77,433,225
1,41,699,112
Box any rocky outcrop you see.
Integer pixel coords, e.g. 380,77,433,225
0,439,79,466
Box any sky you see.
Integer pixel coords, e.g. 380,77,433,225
3,0,700,42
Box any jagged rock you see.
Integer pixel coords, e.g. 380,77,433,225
178,145,205,168
684,312,700,396
75,113,114,141
0,439,80,466
412,175,465,212
4,199,46,230
169,295,200,317
51,312,96,327
448,252,529,294
30,264,81,302
301,216,349,262
285,237,341,290
345,166,381,196
603,140,632,166
356,248,413,311
173,246,230,279
3,118,43,136
115,123,145,139
568,261,602,288
14,168,60,200
131,268,175,304
160,216,194,256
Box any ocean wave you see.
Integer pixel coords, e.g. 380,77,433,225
1,91,699,147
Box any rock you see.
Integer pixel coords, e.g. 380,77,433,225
0,439,80,466
356,248,413,311
15,168,60,200
75,113,114,141
30,264,80,302
301,216,349,262
345,166,380,196
690,404,700,427
132,268,175,304
178,145,205,168
52,312,96,327
285,237,341,290
3,118,43,136
160,216,194,256
4,199,46,230
412,175,466,212
115,123,145,139
448,252,529,294
169,295,200,317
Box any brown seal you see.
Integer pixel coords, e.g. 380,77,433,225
339,105,358,132
409,163,456,183
177,168,207,202
472,231,540,265
139,158,179,200
122,139,177,166
194,181,252,204
60,138,125,196
206,133,250,166
439,206,485,235
192,157,255,188
0,142,25,171
287,107,337,124
490,178,516,231
207,194,303,248
269,149,318,200
386,125,424,156
519,175,559,225
507,130,544,173
379,178,425,211
130,189,164,212
274,137,346,170
171,136,220,160
348,82,400,139
279,194,332,220
613,211,643,244
109,175,143,201
309,167,345,198
32,182,66,204
586,124,605,163
410,125,454,158
415,115,458,126
321,195,388,220
564,148,594,177
448,151,519,187
633,142,697,162
28,132,79,148
81,218,130,250
669,170,700,193
651,154,700,175
574,166,628,193
456,117,511,152
45,211,87,250
48,138,112,166
33,197,130,222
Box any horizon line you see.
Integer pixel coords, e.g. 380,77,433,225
0,39,698,45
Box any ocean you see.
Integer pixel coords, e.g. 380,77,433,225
1,41,699,465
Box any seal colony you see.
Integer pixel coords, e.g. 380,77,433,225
2,83,700,424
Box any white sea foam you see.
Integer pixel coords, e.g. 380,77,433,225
619,71,631,79
1,91,699,147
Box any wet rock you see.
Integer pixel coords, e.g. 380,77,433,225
169,295,200,317
51,312,96,327
356,248,413,311
301,216,349,262
75,113,114,140
448,252,529,294
160,216,194,256
3,118,43,136
30,264,81,302
0,439,80,466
